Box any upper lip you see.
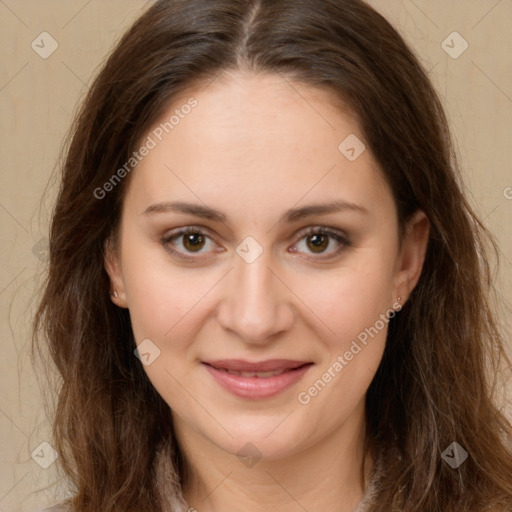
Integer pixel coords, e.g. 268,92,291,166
203,359,312,372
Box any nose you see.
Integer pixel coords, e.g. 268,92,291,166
216,248,295,345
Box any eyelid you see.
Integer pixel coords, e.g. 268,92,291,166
160,225,219,260
161,224,351,260
295,225,349,240
289,225,351,259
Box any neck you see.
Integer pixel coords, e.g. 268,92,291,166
173,399,374,512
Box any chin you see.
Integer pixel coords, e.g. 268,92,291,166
206,415,312,462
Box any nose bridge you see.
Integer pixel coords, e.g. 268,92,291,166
217,246,293,343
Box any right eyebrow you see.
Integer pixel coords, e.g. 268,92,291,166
142,201,227,222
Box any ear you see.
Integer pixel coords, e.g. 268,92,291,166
104,236,128,308
393,209,430,305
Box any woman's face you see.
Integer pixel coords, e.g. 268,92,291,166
106,71,428,461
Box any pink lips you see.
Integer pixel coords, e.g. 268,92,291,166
202,359,313,399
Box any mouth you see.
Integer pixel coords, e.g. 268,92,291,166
202,359,314,399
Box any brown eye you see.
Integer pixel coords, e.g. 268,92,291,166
291,227,351,259
161,227,217,260
182,232,206,252
306,233,329,253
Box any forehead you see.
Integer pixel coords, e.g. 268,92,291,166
123,71,393,222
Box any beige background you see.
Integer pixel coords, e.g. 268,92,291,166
0,1,511,510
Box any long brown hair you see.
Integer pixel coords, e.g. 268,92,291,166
33,0,512,510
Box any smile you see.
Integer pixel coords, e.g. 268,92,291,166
202,359,314,399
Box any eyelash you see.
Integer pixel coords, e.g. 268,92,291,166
161,225,351,262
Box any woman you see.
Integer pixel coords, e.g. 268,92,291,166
33,0,512,511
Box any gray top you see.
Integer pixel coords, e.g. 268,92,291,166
32,450,382,512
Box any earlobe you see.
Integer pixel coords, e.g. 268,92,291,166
394,209,430,304
103,236,128,308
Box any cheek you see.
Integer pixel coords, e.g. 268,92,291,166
120,243,207,411
295,252,397,346
119,234,204,343
293,263,394,425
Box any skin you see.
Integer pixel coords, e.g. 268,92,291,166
105,71,430,512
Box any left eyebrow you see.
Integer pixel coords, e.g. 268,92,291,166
141,199,368,224
282,200,369,223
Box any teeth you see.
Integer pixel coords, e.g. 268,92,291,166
223,369,286,377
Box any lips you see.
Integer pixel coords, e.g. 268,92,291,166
215,368,288,378
203,359,310,372
202,359,314,399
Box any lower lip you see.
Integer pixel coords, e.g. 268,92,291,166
203,363,313,399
